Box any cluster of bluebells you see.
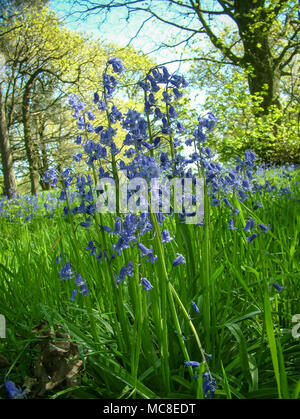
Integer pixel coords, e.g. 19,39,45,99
0,192,62,222
228,214,271,244
2,57,298,399
60,59,297,396
56,256,90,300
37,57,298,239
184,358,216,398
116,261,133,284
4,380,26,399
43,58,289,321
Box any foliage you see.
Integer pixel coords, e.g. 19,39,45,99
0,5,155,195
189,63,300,163
68,0,300,163
0,59,299,400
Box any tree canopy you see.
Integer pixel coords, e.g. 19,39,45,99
69,0,300,162
0,4,155,196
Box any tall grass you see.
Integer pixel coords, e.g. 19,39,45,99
0,61,299,399
0,168,299,399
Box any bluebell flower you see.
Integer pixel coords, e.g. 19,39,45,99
184,361,200,368
124,148,135,158
173,87,183,99
170,74,188,88
71,289,77,301
108,57,125,74
93,92,99,103
197,113,217,132
87,123,94,133
75,135,82,144
98,100,107,111
258,223,270,233
154,107,163,119
4,381,26,399
138,80,150,91
168,106,178,119
110,105,122,123
94,125,103,134
126,261,134,277
173,253,185,266
80,217,92,229
192,301,200,314
137,242,151,256
253,201,262,210
117,268,127,284
43,168,58,187
76,115,85,130
244,150,257,166
112,219,122,235
203,146,212,158
103,73,118,97
202,373,216,399
87,111,96,121
193,125,207,143
68,94,85,111
176,121,185,133
147,74,160,92
161,229,173,243
73,153,82,162
243,218,255,232
56,253,63,264
272,282,284,293
59,190,66,201
228,218,237,230
246,233,258,243
59,262,72,280
140,277,153,291
238,189,247,201
242,179,251,190
137,243,158,263
211,197,220,206
149,92,157,104
80,283,90,296
232,207,240,215
100,127,117,147
75,273,85,287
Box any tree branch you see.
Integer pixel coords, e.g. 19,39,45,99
189,0,242,66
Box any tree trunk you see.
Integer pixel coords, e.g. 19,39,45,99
22,83,41,195
0,83,16,198
39,131,50,191
234,0,282,116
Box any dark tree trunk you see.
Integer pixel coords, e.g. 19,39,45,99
234,0,282,115
0,83,16,198
22,83,41,195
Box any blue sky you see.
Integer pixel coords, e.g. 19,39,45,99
49,0,219,105
49,0,201,72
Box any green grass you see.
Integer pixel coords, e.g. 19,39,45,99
0,168,299,399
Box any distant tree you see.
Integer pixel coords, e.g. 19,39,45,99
0,0,48,197
0,0,48,37
0,5,155,196
189,29,300,163
72,0,299,115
